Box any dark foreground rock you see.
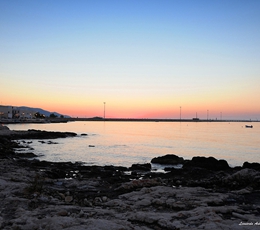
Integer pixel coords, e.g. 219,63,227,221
0,126,77,139
183,156,230,171
129,163,151,171
0,132,260,229
243,161,260,171
151,154,184,164
12,129,77,139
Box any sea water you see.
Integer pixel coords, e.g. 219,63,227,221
7,121,260,168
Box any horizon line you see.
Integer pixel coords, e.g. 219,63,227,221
61,117,259,122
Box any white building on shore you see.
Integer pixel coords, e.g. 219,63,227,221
0,106,13,119
0,106,34,120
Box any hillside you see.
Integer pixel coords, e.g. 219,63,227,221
17,106,71,118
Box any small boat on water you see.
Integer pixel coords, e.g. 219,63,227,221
245,125,253,128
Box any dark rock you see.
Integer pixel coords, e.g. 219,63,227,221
47,141,58,144
222,168,260,190
233,166,243,171
164,167,175,172
218,159,230,170
16,152,38,158
0,137,19,157
129,163,151,171
243,162,260,171
131,171,138,176
10,129,77,139
81,133,88,136
88,145,95,147
183,156,230,171
0,125,10,131
151,154,184,165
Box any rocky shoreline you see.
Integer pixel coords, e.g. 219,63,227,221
0,126,260,229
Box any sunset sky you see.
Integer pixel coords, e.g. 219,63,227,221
1,0,259,119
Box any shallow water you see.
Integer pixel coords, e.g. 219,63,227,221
7,121,260,167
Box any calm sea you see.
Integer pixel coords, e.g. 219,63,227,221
7,121,260,168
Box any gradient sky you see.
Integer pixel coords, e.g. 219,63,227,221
1,0,260,119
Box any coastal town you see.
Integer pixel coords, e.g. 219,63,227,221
0,106,33,121
0,105,66,123
0,105,45,120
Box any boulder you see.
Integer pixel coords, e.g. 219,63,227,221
16,152,38,158
183,156,230,171
0,125,12,136
10,129,77,139
0,125,9,131
129,163,151,171
151,154,184,165
222,168,260,189
243,161,260,171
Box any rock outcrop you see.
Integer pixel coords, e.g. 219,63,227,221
151,154,184,165
183,156,230,171
11,129,77,139
243,161,260,171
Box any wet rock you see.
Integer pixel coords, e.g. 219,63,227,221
129,163,151,171
10,129,77,139
47,141,58,144
183,156,230,171
16,152,37,158
151,154,184,165
0,137,17,157
0,125,10,131
243,161,260,171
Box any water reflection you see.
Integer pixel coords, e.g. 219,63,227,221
7,121,260,167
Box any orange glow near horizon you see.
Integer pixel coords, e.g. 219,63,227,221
1,75,259,120
1,99,258,120
3,90,259,120
50,96,259,120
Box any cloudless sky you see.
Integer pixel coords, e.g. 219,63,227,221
1,0,260,119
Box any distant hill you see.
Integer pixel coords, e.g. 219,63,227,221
18,106,71,118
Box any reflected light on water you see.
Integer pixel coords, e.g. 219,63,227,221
8,121,260,167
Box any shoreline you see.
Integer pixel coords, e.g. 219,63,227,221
1,127,260,229
1,117,259,124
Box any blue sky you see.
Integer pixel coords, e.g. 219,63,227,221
1,0,260,119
